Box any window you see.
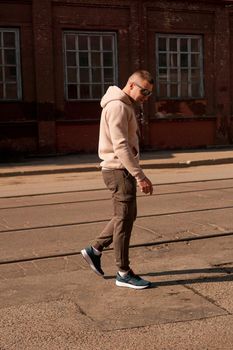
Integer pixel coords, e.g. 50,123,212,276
0,28,22,100
156,34,204,99
64,31,117,100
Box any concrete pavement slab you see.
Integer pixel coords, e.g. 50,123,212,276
73,275,226,331
0,234,232,349
0,235,232,314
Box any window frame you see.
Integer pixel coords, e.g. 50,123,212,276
156,34,204,100
63,31,118,101
0,28,22,101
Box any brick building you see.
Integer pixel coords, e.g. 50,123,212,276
0,0,233,156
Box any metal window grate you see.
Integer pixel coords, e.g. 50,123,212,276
156,34,204,99
64,31,118,101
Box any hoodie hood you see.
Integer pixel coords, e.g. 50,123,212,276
100,86,132,108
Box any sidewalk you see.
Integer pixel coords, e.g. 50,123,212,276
0,147,233,177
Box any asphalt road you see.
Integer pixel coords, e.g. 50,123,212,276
0,164,233,349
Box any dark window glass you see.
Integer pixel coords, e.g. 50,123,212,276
159,83,167,97
4,49,16,65
67,68,77,83
79,52,89,67
158,37,166,51
181,83,188,97
66,52,76,66
170,84,178,97
103,52,112,66
104,68,113,82
68,84,77,99
170,53,177,67
92,84,102,98
66,35,76,50
103,36,112,51
191,54,199,67
170,69,177,82
79,68,89,82
159,53,167,67
191,39,199,52
90,36,100,51
180,54,188,67
6,83,17,99
180,38,188,52
5,66,17,82
170,38,177,51
191,83,200,96
92,68,102,82
3,32,15,48
181,69,188,83
78,36,88,50
91,52,101,66
80,84,90,99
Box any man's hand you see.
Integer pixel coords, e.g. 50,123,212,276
137,177,153,195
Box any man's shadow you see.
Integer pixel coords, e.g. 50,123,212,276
104,266,233,288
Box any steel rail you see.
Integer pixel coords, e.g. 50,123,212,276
0,230,232,266
1,177,233,199
0,185,233,211
0,204,233,235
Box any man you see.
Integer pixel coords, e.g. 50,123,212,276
81,70,154,289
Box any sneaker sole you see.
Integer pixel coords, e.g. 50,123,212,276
116,280,150,290
81,249,104,276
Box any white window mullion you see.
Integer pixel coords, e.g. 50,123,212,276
156,33,204,99
177,38,181,98
15,30,22,99
0,28,21,101
188,38,192,97
64,31,117,100
87,36,92,99
76,35,80,99
199,38,204,97
1,32,6,99
100,36,104,96
166,37,170,97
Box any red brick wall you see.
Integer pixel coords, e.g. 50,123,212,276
0,0,233,156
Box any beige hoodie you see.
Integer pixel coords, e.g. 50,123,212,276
98,86,146,182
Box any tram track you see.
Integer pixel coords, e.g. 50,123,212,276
0,178,233,211
1,177,233,199
1,177,232,267
0,185,233,211
0,204,232,234
0,229,232,266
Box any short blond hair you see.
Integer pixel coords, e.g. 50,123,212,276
128,70,154,84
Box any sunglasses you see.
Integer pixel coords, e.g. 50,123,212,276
133,82,153,97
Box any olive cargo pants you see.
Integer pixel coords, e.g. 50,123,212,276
93,169,137,271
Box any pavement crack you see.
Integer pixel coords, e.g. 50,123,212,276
16,263,27,276
134,223,157,235
207,223,227,232
31,260,44,274
183,283,231,315
64,256,69,271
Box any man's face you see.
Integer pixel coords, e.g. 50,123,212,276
129,79,153,103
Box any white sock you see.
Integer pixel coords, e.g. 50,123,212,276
118,270,129,277
92,247,101,256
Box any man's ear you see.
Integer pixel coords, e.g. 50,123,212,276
129,81,134,90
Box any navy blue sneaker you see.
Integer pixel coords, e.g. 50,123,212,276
116,270,151,289
81,246,104,276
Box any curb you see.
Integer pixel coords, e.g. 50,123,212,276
141,157,233,169
0,157,233,177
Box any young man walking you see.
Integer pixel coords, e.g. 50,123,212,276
81,70,154,289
